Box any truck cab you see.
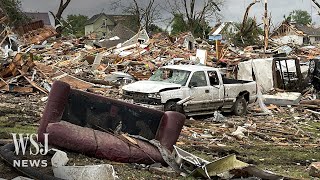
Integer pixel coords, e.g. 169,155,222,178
122,65,257,116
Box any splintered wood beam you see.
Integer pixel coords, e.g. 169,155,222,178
241,0,260,33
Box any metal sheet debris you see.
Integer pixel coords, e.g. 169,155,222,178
51,150,118,180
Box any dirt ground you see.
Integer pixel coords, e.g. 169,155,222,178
0,93,319,179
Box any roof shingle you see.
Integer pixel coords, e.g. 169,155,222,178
24,12,51,25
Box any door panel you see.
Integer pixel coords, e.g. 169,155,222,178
207,71,224,107
184,71,212,112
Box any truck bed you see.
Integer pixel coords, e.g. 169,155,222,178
223,80,257,104
223,78,252,84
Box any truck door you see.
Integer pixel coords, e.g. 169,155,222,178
207,71,224,108
185,71,213,112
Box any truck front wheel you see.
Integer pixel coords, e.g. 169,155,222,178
232,97,247,116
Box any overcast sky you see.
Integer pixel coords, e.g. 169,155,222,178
21,0,320,28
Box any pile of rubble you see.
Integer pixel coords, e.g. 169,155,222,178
1,14,320,179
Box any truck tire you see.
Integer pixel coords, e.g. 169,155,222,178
164,101,183,113
232,97,247,116
309,59,316,75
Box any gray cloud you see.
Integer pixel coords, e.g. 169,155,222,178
21,0,320,28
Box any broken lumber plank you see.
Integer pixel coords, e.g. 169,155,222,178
300,100,320,106
17,69,48,94
0,77,7,88
0,139,12,146
0,84,33,93
23,76,48,94
295,104,320,109
306,109,320,115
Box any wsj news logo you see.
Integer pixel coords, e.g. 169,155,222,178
11,133,49,168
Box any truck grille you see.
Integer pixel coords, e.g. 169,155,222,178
123,91,161,105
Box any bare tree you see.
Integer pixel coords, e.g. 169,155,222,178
111,0,161,32
164,0,223,37
50,0,71,37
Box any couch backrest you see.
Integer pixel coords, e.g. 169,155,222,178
62,89,164,140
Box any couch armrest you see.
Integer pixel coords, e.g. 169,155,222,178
38,81,70,142
155,111,185,151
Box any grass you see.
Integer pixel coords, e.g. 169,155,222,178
0,121,37,139
179,143,320,179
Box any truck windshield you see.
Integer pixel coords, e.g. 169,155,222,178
149,68,191,85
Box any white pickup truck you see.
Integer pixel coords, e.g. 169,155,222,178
122,65,257,116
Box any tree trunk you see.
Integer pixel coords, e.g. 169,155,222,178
241,0,259,34
264,0,269,51
53,0,71,37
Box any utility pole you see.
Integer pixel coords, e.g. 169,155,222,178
264,0,269,52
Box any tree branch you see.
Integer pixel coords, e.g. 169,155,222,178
241,0,259,33
312,0,320,9
183,0,190,21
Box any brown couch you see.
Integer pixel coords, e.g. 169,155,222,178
38,81,185,164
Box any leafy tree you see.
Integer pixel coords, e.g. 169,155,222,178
0,0,30,27
170,13,210,38
171,14,187,35
148,24,163,34
62,14,88,37
286,10,312,25
166,0,223,38
232,17,263,47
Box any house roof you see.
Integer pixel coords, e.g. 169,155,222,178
106,23,135,40
85,13,108,25
85,13,138,26
271,21,320,37
24,12,51,25
174,32,195,45
210,21,236,35
294,24,320,36
97,23,136,49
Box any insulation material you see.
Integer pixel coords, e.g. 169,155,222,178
196,49,207,65
256,87,272,114
238,58,273,93
237,60,254,81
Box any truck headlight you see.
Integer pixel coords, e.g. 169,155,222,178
148,93,161,99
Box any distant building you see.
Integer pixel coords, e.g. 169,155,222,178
24,12,51,26
85,13,139,39
122,29,149,47
174,32,196,50
96,23,136,48
271,21,320,45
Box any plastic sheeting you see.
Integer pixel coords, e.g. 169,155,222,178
238,58,274,93
256,88,272,115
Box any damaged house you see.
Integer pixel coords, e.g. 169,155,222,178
208,21,239,42
271,21,320,45
174,32,196,50
85,13,139,39
24,12,52,26
95,23,136,48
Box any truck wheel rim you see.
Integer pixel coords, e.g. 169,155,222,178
310,61,315,74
